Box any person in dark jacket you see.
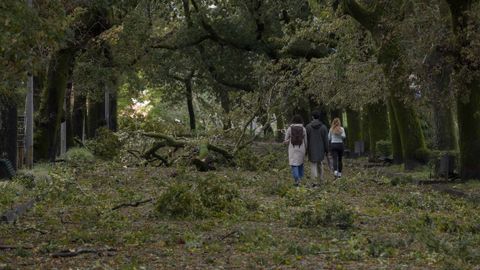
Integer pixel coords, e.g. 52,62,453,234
306,111,329,184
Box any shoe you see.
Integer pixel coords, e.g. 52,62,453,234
337,172,342,178
334,170,338,177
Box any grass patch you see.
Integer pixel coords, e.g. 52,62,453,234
290,199,354,229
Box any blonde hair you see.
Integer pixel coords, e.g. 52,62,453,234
330,118,342,135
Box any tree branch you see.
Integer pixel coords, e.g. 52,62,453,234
341,0,380,32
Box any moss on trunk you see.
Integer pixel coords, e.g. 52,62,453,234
185,79,196,131
387,98,403,164
361,109,370,153
34,48,75,161
457,81,480,179
447,0,480,179
389,97,427,170
366,102,389,159
87,95,105,139
346,109,361,151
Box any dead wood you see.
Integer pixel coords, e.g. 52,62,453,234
140,132,235,166
112,198,154,211
0,245,34,250
51,247,117,258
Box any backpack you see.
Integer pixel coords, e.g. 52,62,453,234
290,126,304,147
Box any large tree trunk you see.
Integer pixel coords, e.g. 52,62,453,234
379,39,427,169
342,0,427,170
218,89,231,130
185,79,196,131
446,0,480,179
346,108,361,151
34,48,75,161
387,99,403,164
72,88,86,142
65,82,74,148
109,91,118,132
0,101,17,169
457,82,480,179
425,45,457,151
366,102,389,159
87,94,105,139
361,108,370,154
389,96,427,169
433,104,457,151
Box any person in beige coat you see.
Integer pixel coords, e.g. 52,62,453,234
284,115,308,186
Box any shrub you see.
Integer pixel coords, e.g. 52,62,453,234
155,175,244,219
155,183,204,218
235,147,260,171
290,200,354,229
197,175,243,215
86,127,121,160
65,147,95,166
376,140,392,158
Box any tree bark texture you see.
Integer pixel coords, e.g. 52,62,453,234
0,101,17,169
87,95,105,139
366,102,389,159
361,109,370,153
387,99,403,164
425,45,457,150
185,78,196,131
72,89,86,141
34,48,75,161
343,0,427,169
65,82,74,148
447,0,480,179
346,109,361,151
219,89,231,130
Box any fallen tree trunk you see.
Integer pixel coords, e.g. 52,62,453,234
141,132,235,164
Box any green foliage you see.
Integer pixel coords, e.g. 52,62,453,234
283,187,310,206
64,147,95,166
155,183,204,219
155,175,244,219
376,140,392,157
197,175,243,216
367,235,410,258
235,148,260,171
290,200,354,229
86,127,121,160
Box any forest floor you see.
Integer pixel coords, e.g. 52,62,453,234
1,142,480,269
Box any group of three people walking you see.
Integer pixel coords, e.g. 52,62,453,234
284,111,345,186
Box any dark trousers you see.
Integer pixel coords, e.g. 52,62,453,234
331,143,344,173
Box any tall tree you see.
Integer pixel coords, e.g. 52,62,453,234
445,0,480,179
341,0,427,169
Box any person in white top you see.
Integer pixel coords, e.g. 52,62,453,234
284,115,308,186
328,118,346,178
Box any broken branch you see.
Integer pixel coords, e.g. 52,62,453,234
112,198,154,211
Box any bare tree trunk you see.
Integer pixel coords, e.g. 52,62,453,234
346,108,361,151
185,78,196,131
0,101,17,169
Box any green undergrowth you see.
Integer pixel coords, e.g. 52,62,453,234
1,147,480,269
155,174,245,219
